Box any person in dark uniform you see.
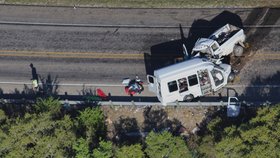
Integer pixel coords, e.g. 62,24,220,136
30,63,39,89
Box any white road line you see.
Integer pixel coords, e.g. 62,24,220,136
258,8,270,24
0,81,123,87
0,81,279,88
1,21,280,28
226,85,280,88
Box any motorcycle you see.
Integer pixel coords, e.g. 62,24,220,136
122,76,144,96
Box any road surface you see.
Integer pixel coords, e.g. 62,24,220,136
0,5,279,103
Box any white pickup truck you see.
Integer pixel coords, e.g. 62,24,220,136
191,24,246,63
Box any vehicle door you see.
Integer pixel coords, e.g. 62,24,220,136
187,74,201,96
227,97,241,117
166,80,180,100
211,42,222,57
210,67,225,90
147,75,157,93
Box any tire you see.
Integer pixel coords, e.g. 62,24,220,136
228,72,235,82
184,94,194,102
233,45,244,57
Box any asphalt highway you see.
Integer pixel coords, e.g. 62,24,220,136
0,5,279,103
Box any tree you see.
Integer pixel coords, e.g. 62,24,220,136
34,97,62,118
77,107,106,144
0,98,76,158
93,140,113,158
145,131,192,158
73,138,91,158
0,109,6,123
0,109,8,157
207,116,223,135
0,113,76,157
215,104,280,158
116,144,144,158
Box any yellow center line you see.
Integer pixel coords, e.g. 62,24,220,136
0,50,142,56
254,54,280,56
0,50,279,60
0,53,144,59
0,50,144,59
252,53,280,60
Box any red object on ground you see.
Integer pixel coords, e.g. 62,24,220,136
125,87,129,94
125,86,136,96
96,88,108,100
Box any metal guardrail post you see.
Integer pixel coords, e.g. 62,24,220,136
109,100,114,109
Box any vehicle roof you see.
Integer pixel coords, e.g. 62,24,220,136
154,58,213,79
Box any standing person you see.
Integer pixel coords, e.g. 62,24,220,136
30,63,38,80
30,63,39,90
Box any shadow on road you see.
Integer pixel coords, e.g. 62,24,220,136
233,8,280,70
241,71,280,103
244,8,280,51
144,10,243,75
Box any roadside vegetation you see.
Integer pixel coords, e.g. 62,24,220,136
0,97,279,157
0,97,191,158
189,103,280,157
1,0,280,8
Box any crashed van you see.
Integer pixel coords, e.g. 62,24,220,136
147,58,234,105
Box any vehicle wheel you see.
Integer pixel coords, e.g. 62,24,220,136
184,94,194,102
228,72,235,82
233,45,244,57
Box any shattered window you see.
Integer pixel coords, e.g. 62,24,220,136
178,78,188,93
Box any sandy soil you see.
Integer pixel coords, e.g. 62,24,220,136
102,105,209,141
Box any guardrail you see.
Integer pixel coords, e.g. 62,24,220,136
62,100,230,107
0,94,274,107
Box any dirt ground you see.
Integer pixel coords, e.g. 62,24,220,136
102,105,209,141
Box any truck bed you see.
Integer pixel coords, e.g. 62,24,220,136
209,24,241,45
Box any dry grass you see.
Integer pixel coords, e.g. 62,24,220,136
1,0,280,8
102,105,208,139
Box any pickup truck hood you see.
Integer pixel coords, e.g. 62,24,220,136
219,63,231,73
193,38,215,51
